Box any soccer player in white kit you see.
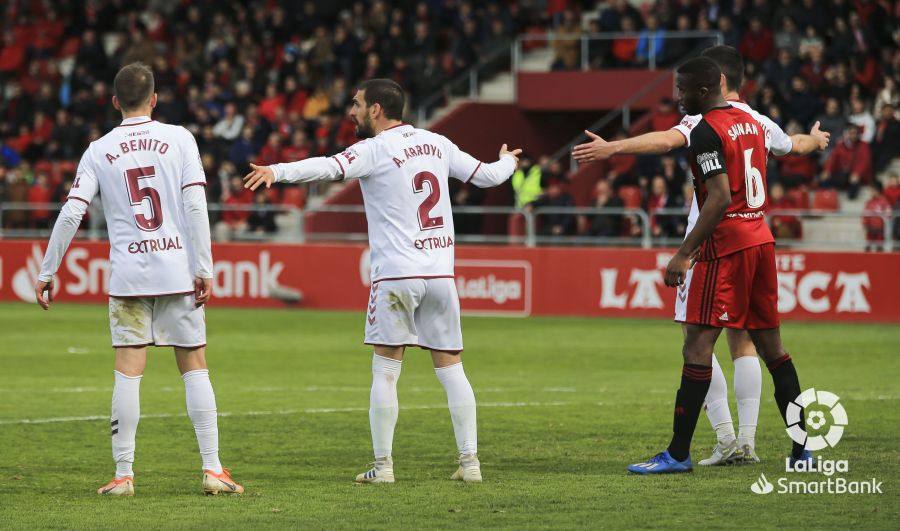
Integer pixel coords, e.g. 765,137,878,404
34,63,243,496
572,46,829,466
243,79,521,483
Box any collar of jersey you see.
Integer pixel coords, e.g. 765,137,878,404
380,123,411,134
119,116,153,127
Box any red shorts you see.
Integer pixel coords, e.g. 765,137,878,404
674,243,780,329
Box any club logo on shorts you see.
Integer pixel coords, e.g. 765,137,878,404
786,388,848,451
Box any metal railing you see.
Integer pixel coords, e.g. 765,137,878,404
2,202,893,252
514,31,723,72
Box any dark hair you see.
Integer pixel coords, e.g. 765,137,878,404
114,63,155,111
358,78,405,120
701,45,744,92
676,57,722,91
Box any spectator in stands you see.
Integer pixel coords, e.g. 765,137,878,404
819,124,872,199
247,192,277,235
814,98,847,152
636,15,665,66
649,98,680,132
212,103,245,142
611,17,639,66
27,172,53,229
646,175,683,238
216,177,254,241
874,103,899,173
606,131,637,187
786,76,820,128
768,182,803,240
848,98,876,143
863,181,892,251
530,178,576,236
511,154,543,209
775,17,801,56
740,16,774,64
588,179,624,237
779,120,818,188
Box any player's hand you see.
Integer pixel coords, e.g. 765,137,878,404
243,163,275,191
194,277,213,307
499,144,523,165
572,130,616,164
35,278,53,310
664,251,693,288
809,121,830,151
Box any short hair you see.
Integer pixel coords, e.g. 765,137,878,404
358,79,405,120
676,57,722,91
114,63,155,111
701,45,744,92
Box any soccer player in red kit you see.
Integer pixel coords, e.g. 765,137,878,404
628,57,812,474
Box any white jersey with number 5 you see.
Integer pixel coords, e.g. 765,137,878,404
673,100,792,234
273,123,516,283
67,116,206,296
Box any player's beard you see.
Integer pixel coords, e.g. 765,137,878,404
355,115,374,138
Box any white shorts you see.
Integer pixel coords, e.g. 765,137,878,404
109,294,206,348
364,277,463,353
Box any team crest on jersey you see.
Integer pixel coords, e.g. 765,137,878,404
696,151,722,174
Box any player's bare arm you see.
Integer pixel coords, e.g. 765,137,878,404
572,129,685,164
194,277,212,307
665,173,730,287
788,121,831,154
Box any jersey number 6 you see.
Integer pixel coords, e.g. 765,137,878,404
412,171,444,230
743,148,766,209
124,166,163,232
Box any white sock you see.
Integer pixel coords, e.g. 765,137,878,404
183,369,222,474
435,362,477,455
369,354,401,459
704,354,736,446
111,370,141,478
733,356,761,447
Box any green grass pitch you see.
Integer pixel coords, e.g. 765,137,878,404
0,302,897,529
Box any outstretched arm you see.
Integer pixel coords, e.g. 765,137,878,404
244,157,344,190
35,199,88,309
573,129,686,163
467,144,522,188
788,121,830,155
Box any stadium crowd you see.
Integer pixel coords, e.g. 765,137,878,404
0,0,897,245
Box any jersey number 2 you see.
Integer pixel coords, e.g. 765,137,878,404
743,148,766,209
124,166,163,231
412,171,444,230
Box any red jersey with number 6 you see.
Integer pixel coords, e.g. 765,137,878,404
688,105,774,261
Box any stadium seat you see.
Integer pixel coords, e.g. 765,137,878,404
618,186,642,208
812,189,840,211
786,188,810,210
280,187,307,209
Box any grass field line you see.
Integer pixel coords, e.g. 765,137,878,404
0,400,574,426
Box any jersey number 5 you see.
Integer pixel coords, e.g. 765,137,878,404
743,148,766,209
124,166,163,231
412,171,444,230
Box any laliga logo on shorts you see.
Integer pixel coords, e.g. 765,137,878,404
12,244,61,303
786,388,848,451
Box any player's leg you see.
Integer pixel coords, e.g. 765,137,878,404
358,279,423,483
100,296,153,496
631,256,722,474
726,329,762,462
416,278,479,481
155,294,242,494
746,244,808,463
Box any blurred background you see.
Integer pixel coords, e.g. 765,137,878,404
0,0,897,251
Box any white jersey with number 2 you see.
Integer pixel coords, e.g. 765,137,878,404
67,116,207,296
672,100,793,234
273,124,516,283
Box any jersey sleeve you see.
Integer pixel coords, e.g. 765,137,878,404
180,128,207,189
672,114,702,147
690,120,728,181
444,138,482,182
67,145,100,205
753,111,792,156
332,140,375,180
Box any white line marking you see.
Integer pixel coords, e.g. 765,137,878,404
0,401,572,426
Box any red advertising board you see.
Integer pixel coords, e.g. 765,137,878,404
1,240,897,322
